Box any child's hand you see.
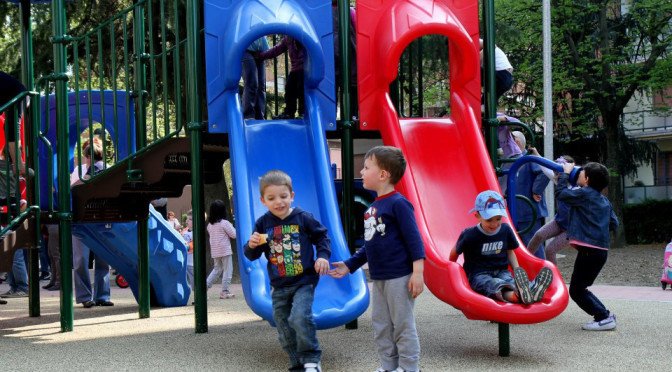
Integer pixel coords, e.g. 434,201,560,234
314,258,329,276
562,162,574,174
328,261,350,279
248,232,261,249
408,271,424,298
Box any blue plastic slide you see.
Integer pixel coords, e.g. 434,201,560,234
71,205,190,307
205,0,369,329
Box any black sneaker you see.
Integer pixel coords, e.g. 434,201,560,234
513,267,533,305
39,273,51,281
530,267,553,302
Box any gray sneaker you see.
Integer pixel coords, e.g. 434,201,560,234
513,267,533,304
530,267,553,302
304,363,321,372
582,314,617,331
1,289,28,298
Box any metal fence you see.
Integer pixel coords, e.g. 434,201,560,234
624,185,672,204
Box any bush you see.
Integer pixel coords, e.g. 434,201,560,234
624,199,672,244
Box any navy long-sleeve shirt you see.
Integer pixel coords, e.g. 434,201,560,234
344,192,425,280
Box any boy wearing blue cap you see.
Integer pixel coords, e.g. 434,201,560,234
450,190,553,304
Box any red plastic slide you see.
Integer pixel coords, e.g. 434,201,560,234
356,0,568,324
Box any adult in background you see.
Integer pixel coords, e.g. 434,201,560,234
511,131,550,259
242,36,270,120
72,138,113,308
479,39,514,106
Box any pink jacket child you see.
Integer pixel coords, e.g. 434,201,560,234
205,200,237,299
662,240,672,289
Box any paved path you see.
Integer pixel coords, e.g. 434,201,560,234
2,281,671,371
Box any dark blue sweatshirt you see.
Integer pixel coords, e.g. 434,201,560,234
344,192,425,280
244,207,331,288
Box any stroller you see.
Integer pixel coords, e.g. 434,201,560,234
662,240,672,290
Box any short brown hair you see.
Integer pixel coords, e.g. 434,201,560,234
259,170,293,196
364,146,406,185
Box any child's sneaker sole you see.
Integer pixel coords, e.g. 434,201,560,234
530,267,553,302
582,314,617,331
513,267,533,305
220,293,235,299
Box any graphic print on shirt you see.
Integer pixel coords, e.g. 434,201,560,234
364,206,386,241
267,224,304,277
481,240,503,255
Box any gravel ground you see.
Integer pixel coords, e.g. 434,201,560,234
555,243,668,287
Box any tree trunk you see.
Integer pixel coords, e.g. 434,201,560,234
603,115,627,248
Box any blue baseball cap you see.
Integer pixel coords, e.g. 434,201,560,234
469,190,507,220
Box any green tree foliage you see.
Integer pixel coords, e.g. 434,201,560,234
496,0,672,246
496,0,671,173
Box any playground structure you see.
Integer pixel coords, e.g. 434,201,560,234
1,0,570,354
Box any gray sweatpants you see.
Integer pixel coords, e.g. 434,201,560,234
371,274,420,372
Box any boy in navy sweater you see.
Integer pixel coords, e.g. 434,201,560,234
244,170,330,372
450,190,553,305
329,146,425,372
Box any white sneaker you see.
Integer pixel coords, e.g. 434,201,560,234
582,314,617,331
304,362,321,372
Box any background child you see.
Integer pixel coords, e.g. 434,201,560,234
556,162,619,331
244,170,330,372
527,155,576,264
329,146,424,372
206,200,237,299
181,210,194,290
449,190,553,305
167,211,182,232
256,35,305,119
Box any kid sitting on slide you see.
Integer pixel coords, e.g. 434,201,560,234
450,190,553,304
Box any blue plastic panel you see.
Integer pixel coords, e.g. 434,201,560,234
37,90,136,208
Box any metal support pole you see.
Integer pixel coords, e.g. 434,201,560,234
498,322,510,357
19,0,40,318
186,0,208,333
338,0,357,330
482,0,499,168
133,0,150,320
52,0,73,332
542,0,555,218
137,216,150,318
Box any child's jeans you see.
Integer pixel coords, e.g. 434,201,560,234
271,283,321,369
206,255,233,293
569,245,610,321
468,269,516,302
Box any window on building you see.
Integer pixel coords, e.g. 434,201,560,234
656,152,672,185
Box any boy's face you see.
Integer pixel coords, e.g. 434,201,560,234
476,213,503,234
360,156,386,191
577,169,588,187
186,215,193,229
261,184,294,219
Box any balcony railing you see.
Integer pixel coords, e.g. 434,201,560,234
624,185,672,204
623,109,672,136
